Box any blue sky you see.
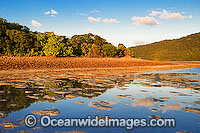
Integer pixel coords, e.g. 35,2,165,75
0,0,200,47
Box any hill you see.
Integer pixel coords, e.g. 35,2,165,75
131,32,200,61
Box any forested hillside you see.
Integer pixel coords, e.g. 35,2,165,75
131,33,200,61
0,18,134,57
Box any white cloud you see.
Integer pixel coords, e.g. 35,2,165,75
88,16,101,22
91,8,99,13
132,16,160,26
103,18,120,23
51,9,58,15
159,10,186,19
149,10,162,16
133,40,145,45
188,15,193,19
44,11,50,15
31,20,42,27
44,9,58,17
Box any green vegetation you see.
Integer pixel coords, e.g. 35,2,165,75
0,18,134,57
131,33,200,61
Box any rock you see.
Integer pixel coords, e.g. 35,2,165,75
94,92,103,95
92,100,109,105
0,111,7,118
27,95,39,100
31,109,60,116
0,82,12,86
89,100,113,111
179,94,192,96
150,107,160,112
169,91,179,93
194,101,200,105
0,99,7,102
90,104,113,111
148,115,163,119
140,90,148,92
55,90,72,94
75,102,84,104
83,93,96,97
153,98,168,103
10,104,17,107
176,131,192,133
25,91,33,94
43,95,60,100
182,107,200,114
38,86,48,89
65,94,78,99
50,88,60,92
14,83,28,89
116,95,132,98
68,88,83,91
0,122,18,128
159,97,169,99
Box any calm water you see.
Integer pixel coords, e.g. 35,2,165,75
0,67,199,133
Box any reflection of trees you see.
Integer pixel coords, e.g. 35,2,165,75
47,79,109,99
0,79,110,118
0,85,36,118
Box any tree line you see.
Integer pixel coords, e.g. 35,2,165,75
131,32,200,61
0,18,134,57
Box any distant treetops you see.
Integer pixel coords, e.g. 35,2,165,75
0,18,134,57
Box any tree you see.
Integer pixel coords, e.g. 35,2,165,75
126,48,134,57
91,43,101,57
117,43,126,57
38,32,64,56
102,43,117,57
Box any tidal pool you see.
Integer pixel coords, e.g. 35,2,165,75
0,68,199,133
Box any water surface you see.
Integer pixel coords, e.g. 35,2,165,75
0,68,199,133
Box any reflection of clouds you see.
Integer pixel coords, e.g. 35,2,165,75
88,100,113,111
160,104,182,113
132,98,155,107
104,100,119,105
131,98,183,114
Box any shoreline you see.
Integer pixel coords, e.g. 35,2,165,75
0,64,199,82
0,56,200,84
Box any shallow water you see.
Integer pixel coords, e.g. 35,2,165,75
0,68,199,133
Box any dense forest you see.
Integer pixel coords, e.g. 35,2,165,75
131,32,200,61
0,18,134,57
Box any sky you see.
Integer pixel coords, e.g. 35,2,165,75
0,0,200,47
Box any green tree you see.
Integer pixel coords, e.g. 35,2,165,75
38,32,64,56
117,43,126,57
126,48,134,57
102,43,117,57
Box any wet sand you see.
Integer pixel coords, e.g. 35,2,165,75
0,56,200,83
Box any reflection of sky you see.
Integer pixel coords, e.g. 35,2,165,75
0,73,200,132
143,67,200,74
